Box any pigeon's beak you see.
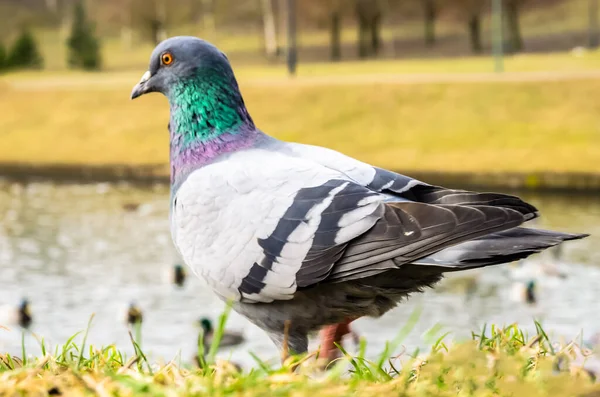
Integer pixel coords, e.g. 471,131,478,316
130,70,152,100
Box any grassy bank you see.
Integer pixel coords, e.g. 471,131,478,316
1,321,598,397
1,59,599,177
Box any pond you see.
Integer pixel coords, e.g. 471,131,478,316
0,180,598,368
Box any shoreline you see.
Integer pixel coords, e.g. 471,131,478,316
2,162,600,193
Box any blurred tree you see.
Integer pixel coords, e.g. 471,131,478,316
133,0,169,44
7,28,44,69
504,0,524,52
0,43,7,71
155,0,168,43
59,0,74,41
379,0,399,57
356,0,368,58
355,0,382,58
121,0,133,49
286,0,297,75
464,0,484,53
370,6,382,54
295,0,346,60
423,0,437,47
590,0,599,48
45,0,58,13
67,0,101,70
202,0,217,38
329,0,343,61
261,0,279,58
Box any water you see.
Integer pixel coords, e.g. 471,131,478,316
0,180,598,368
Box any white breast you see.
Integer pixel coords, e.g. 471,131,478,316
171,148,341,301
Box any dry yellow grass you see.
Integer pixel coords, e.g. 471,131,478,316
1,69,599,175
1,321,599,397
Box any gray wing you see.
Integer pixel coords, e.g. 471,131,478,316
282,142,539,220
254,142,583,288
241,178,532,291
364,167,538,221
415,227,587,269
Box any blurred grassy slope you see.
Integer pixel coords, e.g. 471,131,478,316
1,54,599,175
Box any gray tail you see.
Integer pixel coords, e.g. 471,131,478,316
414,227,588,271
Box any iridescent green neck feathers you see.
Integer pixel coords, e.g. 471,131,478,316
168,66,258,189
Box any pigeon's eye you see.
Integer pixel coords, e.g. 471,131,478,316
161,52,174,66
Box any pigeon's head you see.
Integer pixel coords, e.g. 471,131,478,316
131,36,234,100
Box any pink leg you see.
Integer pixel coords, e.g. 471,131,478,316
319,318,356,363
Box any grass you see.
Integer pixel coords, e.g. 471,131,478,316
1,55,600,175
1,311,599,397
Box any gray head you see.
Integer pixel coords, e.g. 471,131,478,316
130,36,233,100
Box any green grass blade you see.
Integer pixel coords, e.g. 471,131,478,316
207,303,233,364
376,306,422,368
534,320,554,355
59,331,82,363
76,314,94,370
335,342,364,378
21,331,27,366
197,331,207,370
127,330,153,375
248,352,272,374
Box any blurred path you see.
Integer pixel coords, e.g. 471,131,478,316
5,70,600,91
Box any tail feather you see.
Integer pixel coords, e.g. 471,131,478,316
413,227,588,270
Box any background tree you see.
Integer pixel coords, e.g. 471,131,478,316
67,0,101,70
59,0,74,41
355,0,382,58
149,0,168,44
379,0,400,57
423,0,437,47
589,0,599,48
261,0,279,58
131,0,169,45
504,0,524,53
465,0,484,53
0,42,7,71
201,0,217,38
7,28,43,69
121,0,133,49
329,0,343,61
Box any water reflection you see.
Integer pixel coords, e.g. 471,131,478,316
0,180,598,367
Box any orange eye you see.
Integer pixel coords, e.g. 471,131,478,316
161,52,174,66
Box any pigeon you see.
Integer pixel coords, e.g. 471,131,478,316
130,36,588,357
